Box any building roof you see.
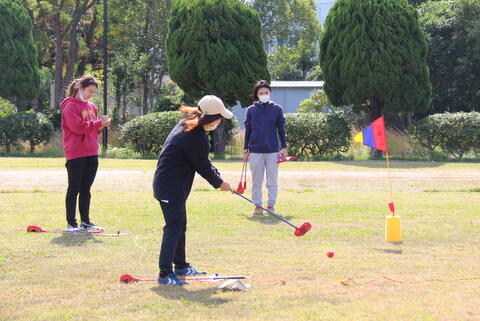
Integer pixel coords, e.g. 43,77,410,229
271,81,324,88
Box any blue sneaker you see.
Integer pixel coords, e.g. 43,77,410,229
174,266,207,276
157,273,188,286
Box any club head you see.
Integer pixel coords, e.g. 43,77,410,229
119,274,139,283
27,225,46,233
277,155,298,164
294,222,312,236
236,182,245,194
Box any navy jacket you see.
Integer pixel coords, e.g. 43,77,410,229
153,122,223,202
244,101,287,153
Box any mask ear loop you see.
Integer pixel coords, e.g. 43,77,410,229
78,87,86,101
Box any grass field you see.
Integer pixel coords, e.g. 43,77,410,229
1,158,480,321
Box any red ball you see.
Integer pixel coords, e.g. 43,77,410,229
326,251,334,258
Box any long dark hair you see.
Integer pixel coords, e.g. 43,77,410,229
66,75,98,97
251,80,271,101
179,106,223,133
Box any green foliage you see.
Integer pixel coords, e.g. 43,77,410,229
418,0,480,115
0,111,53,153
120,111,181,157
412,112,480,159
320,0,431,117
167,0,269,107
249,0,321,80
0,98,16,118
153,82,190,113
106,147,142,159
14,112,54,153
268,46,304,81
298,89,330,113
0,0,40,99
285,112,351,159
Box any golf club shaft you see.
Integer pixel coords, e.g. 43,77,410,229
182,276,246,281
138,276,245,282
233,191,297,229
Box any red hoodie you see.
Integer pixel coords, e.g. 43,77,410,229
60,97,103,161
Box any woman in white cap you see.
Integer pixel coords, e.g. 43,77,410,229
153,95,233,286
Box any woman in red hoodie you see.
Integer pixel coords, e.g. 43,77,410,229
60,75,110,232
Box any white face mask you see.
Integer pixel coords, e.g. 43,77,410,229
205,122,220,131
258,94,270,103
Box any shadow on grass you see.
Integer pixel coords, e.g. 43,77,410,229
150,286,230,305
241,212,295,226
372,248,403,254
332,160,444,169
50,233,103,246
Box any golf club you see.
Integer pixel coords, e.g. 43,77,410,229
119,273,246,284
236,159,247,194
26,225,129,236
233,191,311,236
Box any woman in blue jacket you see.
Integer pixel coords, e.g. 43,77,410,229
244,80,287,215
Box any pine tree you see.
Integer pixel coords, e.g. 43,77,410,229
167,0,269,156
320,0,431,119
0,0,40,100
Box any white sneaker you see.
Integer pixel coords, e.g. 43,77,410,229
80,221,104,231
67,224,81,232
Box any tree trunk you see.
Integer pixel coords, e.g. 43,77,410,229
406,112,413,129
29,142,35,154
122,94,127,123
213,121,226,159
142,77,149,115
6,143,10,154
76,4,99,77
53,11,65,109
64,1,86,87
31,97,40,111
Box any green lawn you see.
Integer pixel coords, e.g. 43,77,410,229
1,158,480,321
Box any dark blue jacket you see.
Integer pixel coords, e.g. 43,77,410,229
244,101,287,153
153,123,223,202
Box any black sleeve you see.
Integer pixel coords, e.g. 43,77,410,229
184,133,223,189
244,108,251,150
277,106,287,149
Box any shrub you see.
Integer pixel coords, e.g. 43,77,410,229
285,112,351,159
411,112,480,159
0,97,16,117
298,89,330,113
121,111,181,157
14,111,54,153
0,111,53,153
107,147,142,159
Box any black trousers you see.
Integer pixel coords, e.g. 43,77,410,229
65,156,98,225
159,201,190,277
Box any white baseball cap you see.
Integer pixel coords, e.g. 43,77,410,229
198,95,233,119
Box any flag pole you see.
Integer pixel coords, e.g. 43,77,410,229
385,151,394,215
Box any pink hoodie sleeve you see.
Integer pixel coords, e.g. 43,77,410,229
63,103,103,135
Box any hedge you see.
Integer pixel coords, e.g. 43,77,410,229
285,112,351,159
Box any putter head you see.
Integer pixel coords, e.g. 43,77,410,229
277,155,298,164
27,225,46,233
236,182,245,194
294,222,312,236
119,274,139,283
